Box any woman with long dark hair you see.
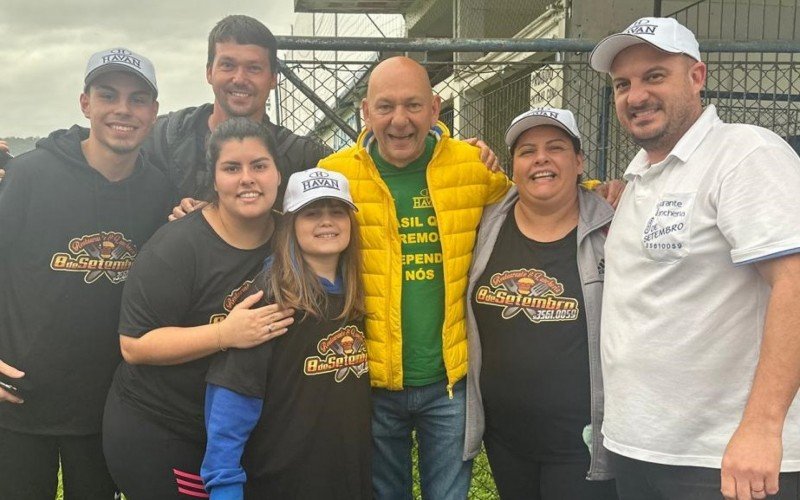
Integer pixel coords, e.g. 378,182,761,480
102,118,294,499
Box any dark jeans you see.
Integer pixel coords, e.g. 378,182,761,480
0,426,117,500
611,452,800,500
371,378,472,500
484,431,617,500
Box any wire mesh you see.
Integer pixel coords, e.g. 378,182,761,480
668,0,800,41
278,48,800,184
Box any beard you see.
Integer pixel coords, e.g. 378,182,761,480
624,99,700,158
630,125,673,152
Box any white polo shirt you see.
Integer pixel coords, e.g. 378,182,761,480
601,105,800,470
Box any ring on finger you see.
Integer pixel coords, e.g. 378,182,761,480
267,324,274,333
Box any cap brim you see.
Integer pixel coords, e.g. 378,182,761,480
505,116,580,149
284,195,358,214
84,64,158,97
589,33,685,73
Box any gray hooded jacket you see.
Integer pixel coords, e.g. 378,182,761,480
463,186,614,481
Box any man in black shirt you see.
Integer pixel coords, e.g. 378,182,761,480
141,15,332,215
0,47,173,499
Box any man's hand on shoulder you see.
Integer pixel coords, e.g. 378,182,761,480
169,197,208,221
463,137,501,173
593,179,626,209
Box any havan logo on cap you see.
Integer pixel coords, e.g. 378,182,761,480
625,19,658,35
301,174,340,192
530,110,559,119
101,48,142,69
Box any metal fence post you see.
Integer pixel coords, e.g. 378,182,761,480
598,85,612,181
278,60,360,141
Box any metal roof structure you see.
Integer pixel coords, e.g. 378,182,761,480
294,0,416,14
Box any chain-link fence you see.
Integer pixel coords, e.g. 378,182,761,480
670,0,800,40
277,47,800,183
274,39,800,500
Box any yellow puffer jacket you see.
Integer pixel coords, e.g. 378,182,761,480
319,123,511,391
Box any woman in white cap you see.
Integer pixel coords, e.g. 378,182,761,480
201,168,370,499
463,108,617,499
103,118,294,499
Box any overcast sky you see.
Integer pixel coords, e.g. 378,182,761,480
0,0,296,138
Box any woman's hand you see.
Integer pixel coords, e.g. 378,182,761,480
219,290,295,350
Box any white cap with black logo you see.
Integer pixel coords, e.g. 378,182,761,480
84,47,158,97
505,107,581,150
589,17,701,73
283,168,358,213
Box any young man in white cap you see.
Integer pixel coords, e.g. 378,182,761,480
0,48,173,499
590,17,800,500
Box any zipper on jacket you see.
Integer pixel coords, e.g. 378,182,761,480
365,150,402,389
425,155,456,400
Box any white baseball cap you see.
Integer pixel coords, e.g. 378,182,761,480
85,47,158,97
589,17,701,73
283,168,357,213
505,107,582,150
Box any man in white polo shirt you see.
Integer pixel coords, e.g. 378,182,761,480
590,17,800,500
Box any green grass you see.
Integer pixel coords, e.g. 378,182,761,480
56,468,63,500
469,447,499,499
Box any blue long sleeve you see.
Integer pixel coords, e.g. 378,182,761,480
201,384,263,500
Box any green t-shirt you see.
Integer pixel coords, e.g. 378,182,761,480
371,136,446,386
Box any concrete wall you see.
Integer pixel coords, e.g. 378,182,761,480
567,0,653,39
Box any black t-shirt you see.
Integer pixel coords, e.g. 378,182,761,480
207,277,371,499
111,210,272,440
472,210,590,462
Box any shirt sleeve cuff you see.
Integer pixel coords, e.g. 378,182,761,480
210,482,244,500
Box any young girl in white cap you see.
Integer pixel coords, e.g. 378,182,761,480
201,168,371,500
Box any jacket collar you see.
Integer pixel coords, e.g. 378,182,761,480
488,185,614,241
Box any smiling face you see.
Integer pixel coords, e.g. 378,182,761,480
362,57,441,168
512,125,583,208
213,137,280,221
294,199,352,267
206,42,277,122
610,43,706,163
80,72,158,156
